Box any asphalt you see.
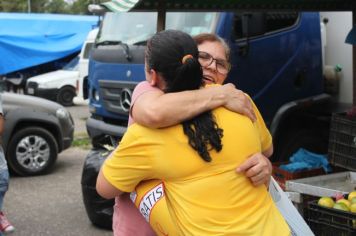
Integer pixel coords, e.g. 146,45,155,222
3,102,113,236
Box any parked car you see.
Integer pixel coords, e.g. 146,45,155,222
1,13,98,95
74,28,99,104
26,28,98,106
1,92,74,176
26,57,79,106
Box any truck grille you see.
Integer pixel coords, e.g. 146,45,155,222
99,80,137,115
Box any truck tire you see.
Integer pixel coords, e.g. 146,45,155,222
7,127,58,176
57,86,75,106
273,129,328,162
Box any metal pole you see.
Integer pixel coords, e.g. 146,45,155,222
157,0,166,31
28,0,31,13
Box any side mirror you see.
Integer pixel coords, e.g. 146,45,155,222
88,4,107,15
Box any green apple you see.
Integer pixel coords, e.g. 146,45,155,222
318,197,334,208
333,202,349,211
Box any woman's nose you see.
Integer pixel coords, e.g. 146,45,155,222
207,59,217,72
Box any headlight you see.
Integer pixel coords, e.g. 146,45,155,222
37,83,50,89
56,108,69,119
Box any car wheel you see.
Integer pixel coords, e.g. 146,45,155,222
57,86,75,106
7,127,58,176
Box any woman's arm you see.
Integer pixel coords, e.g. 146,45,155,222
96,167,123,199
132,83,256,128
236,96,274,187
236,146,273,187
262,145,273,158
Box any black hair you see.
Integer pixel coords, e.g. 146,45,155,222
145,30,223,162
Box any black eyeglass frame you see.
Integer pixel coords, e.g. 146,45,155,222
198,51,231,75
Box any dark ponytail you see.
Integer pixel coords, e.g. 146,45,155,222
146,30,223,162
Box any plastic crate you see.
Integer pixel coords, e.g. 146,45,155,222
272,162,324,190
328,113,356,171
307,200,356,236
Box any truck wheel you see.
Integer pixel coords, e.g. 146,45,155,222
57,86,75,106
273,129,328,162
7,127,58,176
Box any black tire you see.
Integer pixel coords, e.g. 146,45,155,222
273,129,328,162
7,127,58,176
57,86,75,106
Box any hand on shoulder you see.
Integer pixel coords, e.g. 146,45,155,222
221,83,256,122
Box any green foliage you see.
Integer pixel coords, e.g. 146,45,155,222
45,0,69,14
0,0,108,14
71,0,93,14
31,0,48,13
0,0,28,12
70,0,107,15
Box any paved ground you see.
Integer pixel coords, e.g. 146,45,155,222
4,103,113,236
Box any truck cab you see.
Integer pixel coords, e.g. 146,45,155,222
86,11,333,161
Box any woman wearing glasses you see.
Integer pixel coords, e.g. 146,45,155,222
110,33,273,236
97,30,288,235
195,34,231,84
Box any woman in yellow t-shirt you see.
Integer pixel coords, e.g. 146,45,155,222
128,33,275,235
111,33,274,236
97,30,290,235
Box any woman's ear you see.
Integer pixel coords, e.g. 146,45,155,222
148,69,166,90
149,69,159,86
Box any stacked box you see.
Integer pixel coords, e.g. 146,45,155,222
328,113,356,171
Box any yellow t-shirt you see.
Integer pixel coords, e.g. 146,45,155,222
103,105,290,236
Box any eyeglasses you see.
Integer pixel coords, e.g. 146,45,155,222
198,51,231,75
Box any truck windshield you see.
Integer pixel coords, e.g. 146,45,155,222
166,12,218,36
97,12,218,45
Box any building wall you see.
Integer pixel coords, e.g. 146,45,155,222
320,12,353,104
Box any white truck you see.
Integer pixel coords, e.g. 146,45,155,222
26,28,98,106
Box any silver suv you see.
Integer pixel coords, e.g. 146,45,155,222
2,92,74,176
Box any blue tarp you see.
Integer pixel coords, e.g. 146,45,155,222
280,148,332,173
0,13,99,75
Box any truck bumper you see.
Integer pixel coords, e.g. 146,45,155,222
86,117,127,139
